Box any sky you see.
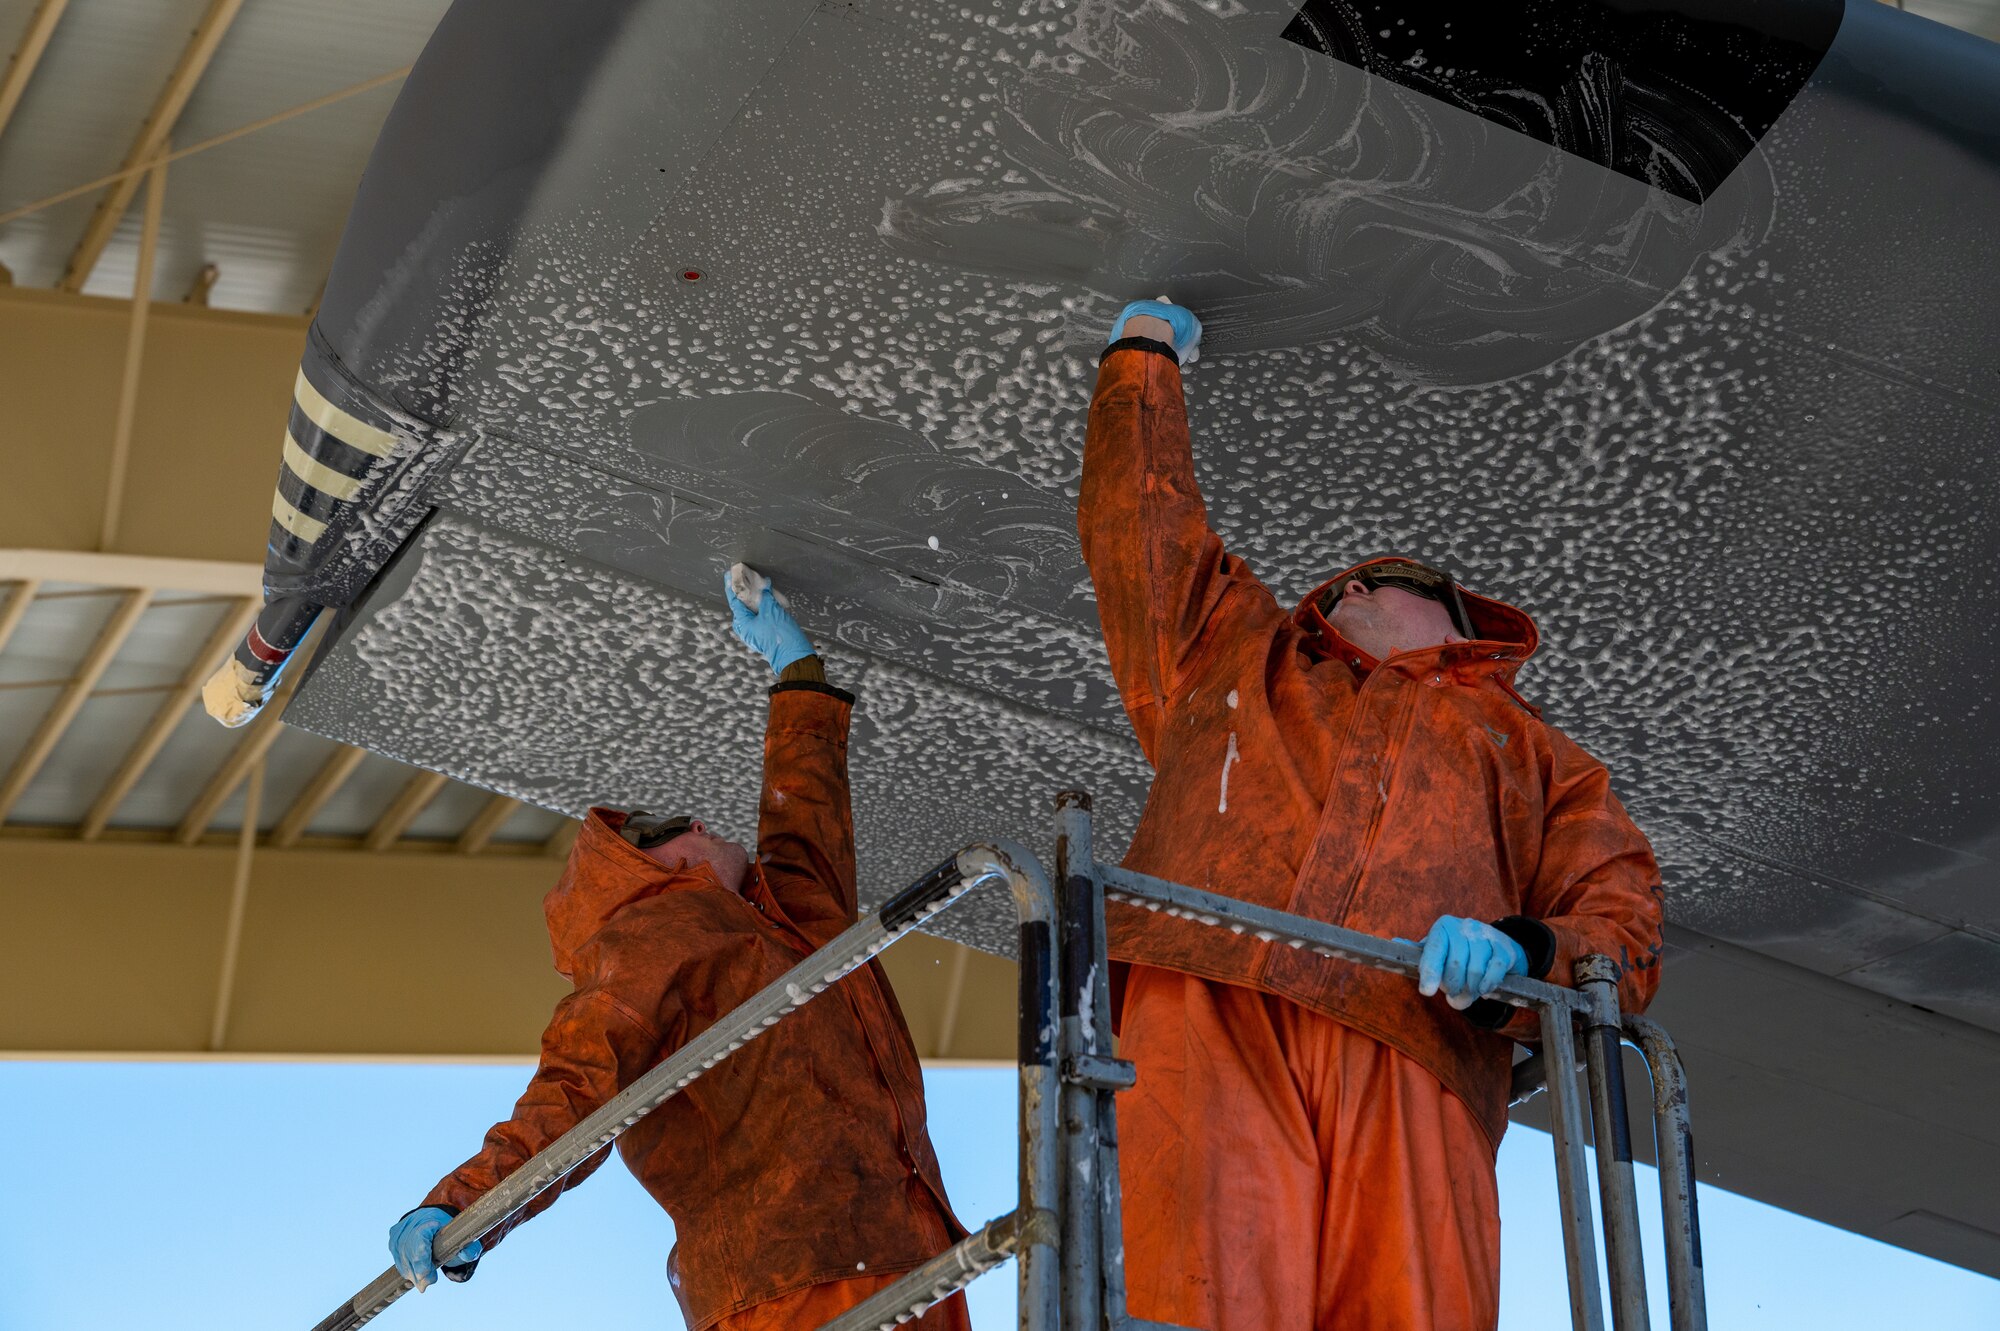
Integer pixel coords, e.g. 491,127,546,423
2,1060,1997,1331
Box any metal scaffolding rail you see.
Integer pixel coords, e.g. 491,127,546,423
311,793,1705,1331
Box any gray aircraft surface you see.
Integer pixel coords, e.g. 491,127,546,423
214,0,2000,1279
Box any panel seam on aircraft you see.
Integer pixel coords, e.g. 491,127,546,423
1676,826,2000,950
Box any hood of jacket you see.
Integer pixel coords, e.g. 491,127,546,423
1293,556,1542,687
543,806,727,981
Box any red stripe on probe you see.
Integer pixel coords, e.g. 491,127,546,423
245,625,288,665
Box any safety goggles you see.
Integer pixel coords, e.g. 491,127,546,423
1330,558,1475,638
620,810,696,851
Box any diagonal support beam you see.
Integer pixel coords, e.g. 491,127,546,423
0,579,42,657
175,699,287,843
207,756,261,1051
182,261,218,306
79,595,257,839
100,153,168,551
933,944,973,1059
0,588,153,823
269,743,366,849
365,769,448,851
58,0,246,292
457,793,522,855
0,0,73,148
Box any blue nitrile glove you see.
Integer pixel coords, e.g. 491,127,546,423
1106,298,1203,365
723,567,816,675
388,1206,483,1293
1410,915,1529,1011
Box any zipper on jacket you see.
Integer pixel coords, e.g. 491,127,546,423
1306,675,1421,929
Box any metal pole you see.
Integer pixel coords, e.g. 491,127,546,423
1538,1001,1608,1331
958,841,1063,1331
101,151,167,552
1098,863,1577,1015
207,757,262,1050
1056,791,1102,1331
1085,856,1700,1330
1509,1050,1547,1105
1576,956,1650,1330
815,1211,1030,1331
1624,1016,1706,1331
308,853,994,1331
1095,1038,1133,1331
1068,793,1138,1331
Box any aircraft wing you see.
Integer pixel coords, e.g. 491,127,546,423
222,0,2000,1276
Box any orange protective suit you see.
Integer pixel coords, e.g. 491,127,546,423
1119,965,1499,1329
713,1272,969,1331
1080,343,1665,1327
422,681,967,1331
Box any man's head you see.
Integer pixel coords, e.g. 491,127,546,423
1318,557,1473,662
620,812,751,895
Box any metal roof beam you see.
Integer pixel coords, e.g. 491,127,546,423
0,588,153,823
183,262,219,306
80,594,258,839
364,769,448,851
0,0,73,149
175,699,288,844
100,155,168,550
269,744,366,849
0,579,41,657
457,794,522,855
207,758,261,1051
0,551,261,597
58,0,247,293
933,945,972,1059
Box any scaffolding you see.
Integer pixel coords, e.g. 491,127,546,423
311,791,1705,1331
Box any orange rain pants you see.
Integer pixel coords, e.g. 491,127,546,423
710,1277,970,1331
1119,966,1501,1331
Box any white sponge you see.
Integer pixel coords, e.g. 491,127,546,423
728,562,790,613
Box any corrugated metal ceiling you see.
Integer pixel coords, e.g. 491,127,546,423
0,0,449,313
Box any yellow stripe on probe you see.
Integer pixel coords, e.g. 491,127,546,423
282,431,365,501
271,489,328,542
292,368,399,459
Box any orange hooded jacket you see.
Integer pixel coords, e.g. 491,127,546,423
1080,343,1665,1147
421,682,965,1330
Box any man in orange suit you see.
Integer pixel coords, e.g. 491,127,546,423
1081,300,1665,1330
385,567,969,1331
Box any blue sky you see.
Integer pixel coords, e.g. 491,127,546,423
2,1061,1996,1330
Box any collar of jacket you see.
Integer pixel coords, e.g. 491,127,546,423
543,807,745,981
1293,557,1543,693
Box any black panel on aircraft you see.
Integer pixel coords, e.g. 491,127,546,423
1281,0,1843,201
